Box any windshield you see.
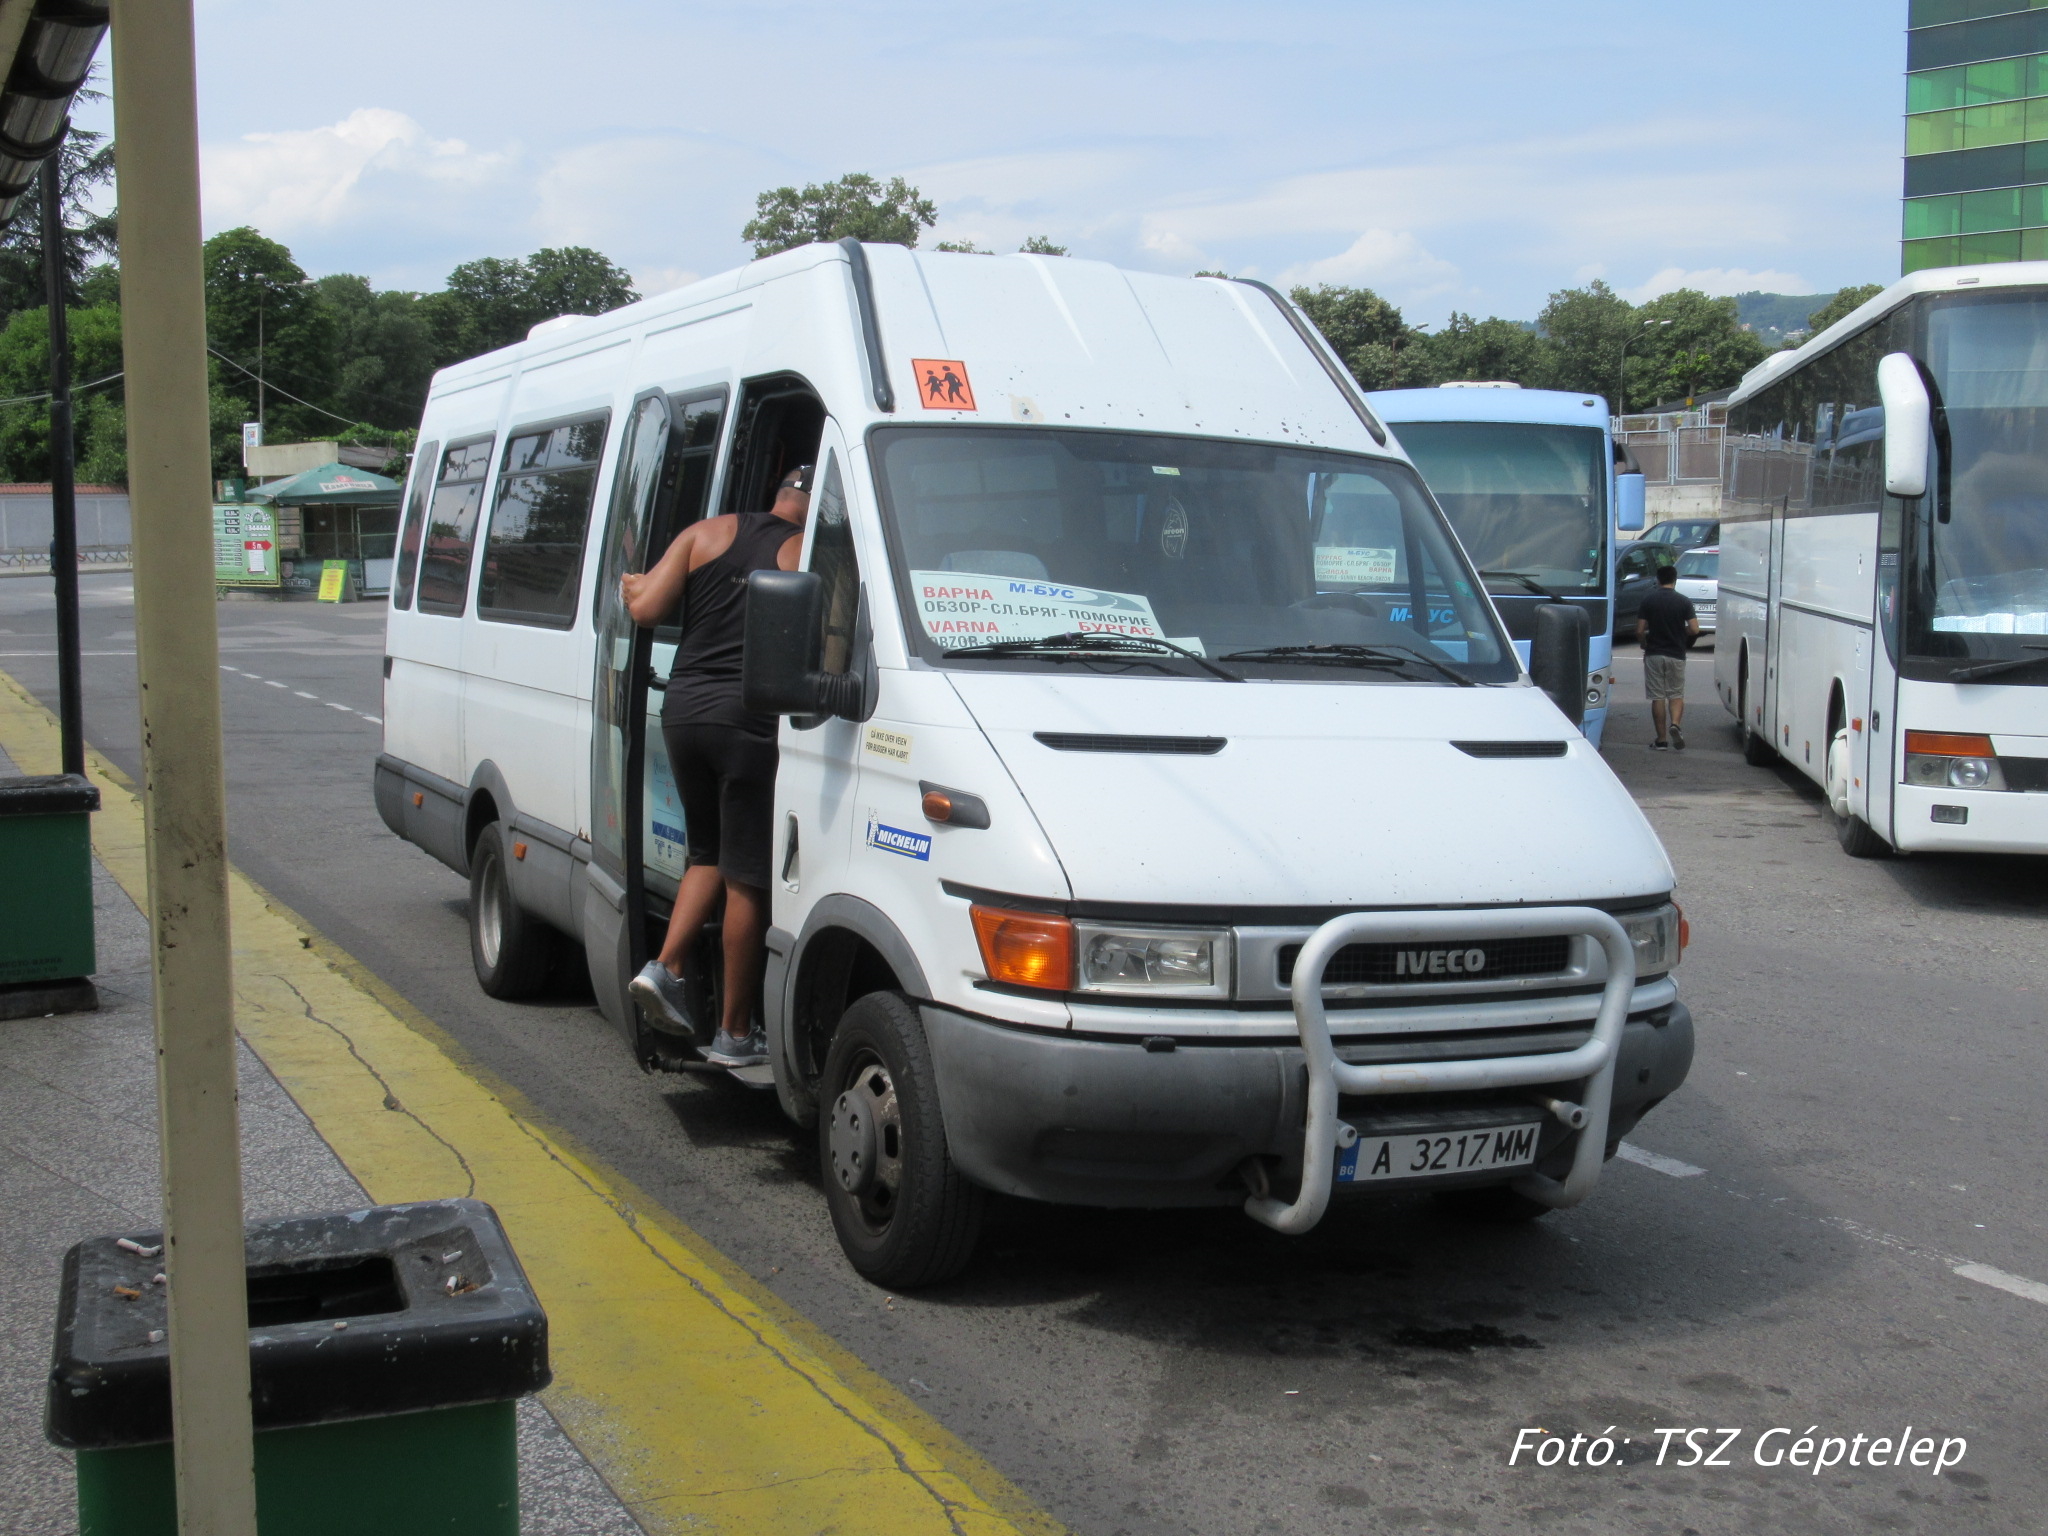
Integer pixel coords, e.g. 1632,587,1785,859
1391,422,1608,596
871,427,1517,683
1908,294,2048,666
1675,550,1718,579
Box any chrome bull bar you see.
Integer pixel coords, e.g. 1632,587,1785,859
1245,906,1637,1235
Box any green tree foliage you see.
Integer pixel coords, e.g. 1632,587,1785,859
0,79,117,321
1289,284,1424,390
1633,289,1768,408
417,246,638,362
0,302,127,484
1534,280,1638,402
1805,283,1885,339
1019,236,1068,255
1411,313,1549,388
202,226,341,467
313,274,437,429
742,173,936,258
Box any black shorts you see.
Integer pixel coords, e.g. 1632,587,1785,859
660,722,778,889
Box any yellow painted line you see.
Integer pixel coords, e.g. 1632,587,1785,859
0,666,1063,1536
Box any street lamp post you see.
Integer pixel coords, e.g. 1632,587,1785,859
1618,318,1674,417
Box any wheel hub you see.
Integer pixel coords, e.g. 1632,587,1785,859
828,1060,903,1222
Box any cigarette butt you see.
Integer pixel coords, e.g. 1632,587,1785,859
112,1285,140,1299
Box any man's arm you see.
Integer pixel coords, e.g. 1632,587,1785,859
622,521,704,627
1636,615,1649,643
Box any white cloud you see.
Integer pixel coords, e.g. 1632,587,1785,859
1279,230,1460,298
1621,266,1814,303
633,265,701,297
203,108,512,234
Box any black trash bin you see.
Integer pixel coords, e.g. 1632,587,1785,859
46,1197,550,1536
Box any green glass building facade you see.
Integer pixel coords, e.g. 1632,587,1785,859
1902,1,2048,271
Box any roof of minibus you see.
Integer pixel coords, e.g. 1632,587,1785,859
423,243,1389,455
1728,261,2048,407
1366,386,1611,430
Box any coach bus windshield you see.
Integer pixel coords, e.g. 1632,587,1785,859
1391,422,1609,598
1916,294,2048,665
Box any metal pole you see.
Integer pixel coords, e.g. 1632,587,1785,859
109,3,259,1534
41,153,84,778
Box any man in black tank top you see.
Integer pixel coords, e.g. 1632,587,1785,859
621,465,811,1066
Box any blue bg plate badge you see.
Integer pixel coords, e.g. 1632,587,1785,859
865,816,932,861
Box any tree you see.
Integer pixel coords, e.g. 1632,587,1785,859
1289,284,1426,391
1535,280,1638,403
1805,283,1885,339
1411,313,1553,388
1633,289,1768,408
933,240,990,254
742,173,936,258
0,72,117,321
203,226,342,467
313,274,437,429
419,247,638,363
0,300,127,482
1019,236,1068,255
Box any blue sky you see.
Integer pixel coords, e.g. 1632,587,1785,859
99,1,1906,323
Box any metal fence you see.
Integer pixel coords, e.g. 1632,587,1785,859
0,545,131,570
1615,404,1730,486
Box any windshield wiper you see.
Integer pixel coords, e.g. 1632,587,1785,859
1217,643,1477,687
1480,569,1563,600
1950,643,2048,683
942,631,1243,682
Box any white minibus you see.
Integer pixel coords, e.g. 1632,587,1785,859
377,242,1693,1285
1718,263,2048,857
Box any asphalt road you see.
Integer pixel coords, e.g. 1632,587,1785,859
4,572,2042,1535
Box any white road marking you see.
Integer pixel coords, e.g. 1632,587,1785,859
263,680,286,689
324,702,351,712
1954,1263,2048,1307
359,714,381,724
1617,1142,1705,1177
293,690,317,699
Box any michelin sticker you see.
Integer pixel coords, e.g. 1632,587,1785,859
866,817,932,861
910,570,1167,650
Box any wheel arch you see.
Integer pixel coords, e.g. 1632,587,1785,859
464,760,516,867
773,896,932,1124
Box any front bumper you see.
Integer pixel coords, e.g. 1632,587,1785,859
922,997,1692,1209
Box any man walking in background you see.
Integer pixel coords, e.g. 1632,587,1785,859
1636,562,1699,751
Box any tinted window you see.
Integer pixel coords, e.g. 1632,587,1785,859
391,440,438,610
478,416,609,629
1675,550,1718,579
416,437,496,616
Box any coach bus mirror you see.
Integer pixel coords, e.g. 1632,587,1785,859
1530,602,1590,729
1615,472,1646,532
1877,352,1930,500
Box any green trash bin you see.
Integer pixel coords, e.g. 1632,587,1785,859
46,1198,551,1536
0,771,99,1019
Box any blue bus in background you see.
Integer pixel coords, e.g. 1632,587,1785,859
1367,385,1645,745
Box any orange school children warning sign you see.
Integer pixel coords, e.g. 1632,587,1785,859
912,359,976,411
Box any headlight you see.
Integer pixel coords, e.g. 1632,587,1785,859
1585,669,1610,709
1072,923,1233,998
1618,904,1682,975
1903,730,2007,791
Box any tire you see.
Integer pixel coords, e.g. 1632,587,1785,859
469,821,560,999
1834,808,1892,859
1739,654,1776,766
819,991,984,1288
1434,1183,1553,1223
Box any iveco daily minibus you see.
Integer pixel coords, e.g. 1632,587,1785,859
376,242,1694,1286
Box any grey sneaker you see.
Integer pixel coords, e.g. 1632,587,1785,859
1670,725,1686,751
702,1026,768,1069
628,961,697,1036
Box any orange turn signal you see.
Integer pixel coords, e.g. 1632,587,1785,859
922,789,955,823
1905,730,1994,757
1676,903,1690,952
970,906,1072,991
512,841,528,861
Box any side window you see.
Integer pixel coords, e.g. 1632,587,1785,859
391,440,437,610
652,393,728,644
809,453,859,675
416,437,495,617
479,414,609,629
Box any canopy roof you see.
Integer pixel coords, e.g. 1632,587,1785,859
246,462,401,506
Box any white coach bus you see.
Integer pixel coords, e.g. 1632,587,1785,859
1717,264,2048,857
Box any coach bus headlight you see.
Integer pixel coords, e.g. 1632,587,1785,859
1073,923,1233,998
1903,731,2008,792
1585,670,1610,709
1618,904,1682,976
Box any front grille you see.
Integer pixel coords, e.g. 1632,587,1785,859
1034,732,1225,755
1278,934,1573,987
1452,740,1568,759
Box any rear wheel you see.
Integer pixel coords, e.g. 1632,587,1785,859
820,991,983,1288
469,821,560,999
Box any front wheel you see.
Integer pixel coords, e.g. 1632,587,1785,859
819,991,984,1288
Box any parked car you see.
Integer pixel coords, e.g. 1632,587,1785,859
1641,517,1718,549
1673,545,1718,635
1614,540,1668,633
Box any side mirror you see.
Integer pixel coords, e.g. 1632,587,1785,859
1530,602,1590,730
1614,472,1646,532
742,570,865,719
1877,352,1931,499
